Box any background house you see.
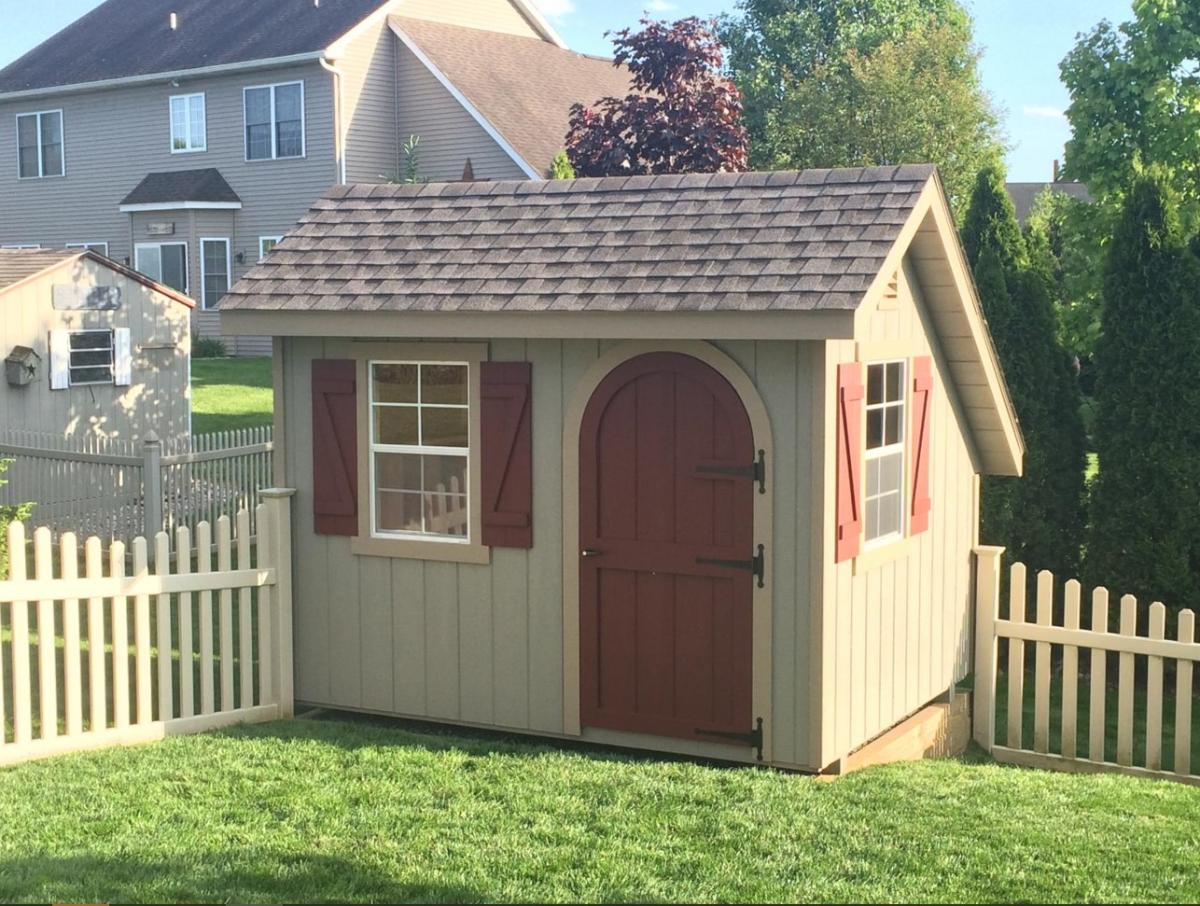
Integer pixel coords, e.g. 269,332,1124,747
222,166,1023,773
0,0,630,355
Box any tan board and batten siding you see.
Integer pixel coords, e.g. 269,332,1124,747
0,257,190,440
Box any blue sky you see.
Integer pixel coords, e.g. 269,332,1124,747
2,0,1132,181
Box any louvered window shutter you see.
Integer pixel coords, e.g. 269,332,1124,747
910,356,933,536
113,328,132,386
49,330,70,390
311,359,359,536
835,362,864,563
481,361,533,548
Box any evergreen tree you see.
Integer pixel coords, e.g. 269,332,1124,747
962,166,1088,574
1087,173,1200,610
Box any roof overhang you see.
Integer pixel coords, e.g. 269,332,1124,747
0,250,195,309
119,201,243,213
857,176,1025,477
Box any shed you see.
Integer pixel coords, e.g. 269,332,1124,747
222,166,1022,772
0,247,193,441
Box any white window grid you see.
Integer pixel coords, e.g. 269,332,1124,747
200,237,231,310
170,93,207,153
259,236,284,261
15,109,64,179
864,359,907,546
67,329,114,386
243,81,305,161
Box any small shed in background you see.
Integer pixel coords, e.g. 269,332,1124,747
0,248,193,441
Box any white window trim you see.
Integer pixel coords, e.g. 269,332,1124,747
2,243,41,249
368,360,472,545
258,235,284,261
67,329,115,386
66,241,109,255
135,241,189,295
863,359,908,551
243,80,306,162
199,237,231,310
15,109,65,179
169,92,207,154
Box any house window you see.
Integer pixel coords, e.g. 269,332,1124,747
66,242,109,255
16,110,64,178
244,82,305,161
200,238,231,310
135,242,188,294
259,236,283,261
68,330,114,385
370,361,470,541
170,93,206,153
864,360,907,545
2,244,41,249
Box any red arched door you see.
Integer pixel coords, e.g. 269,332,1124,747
579,352,757,748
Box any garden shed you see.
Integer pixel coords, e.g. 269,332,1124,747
0,247,192,441
221,165,1023,772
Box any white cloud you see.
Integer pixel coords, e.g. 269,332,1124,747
646,0,678,11
1023,105,1067,121
529,0,576,18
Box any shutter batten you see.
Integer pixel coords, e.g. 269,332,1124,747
49,330,69,390
113,328,132,386
910,355,933,536
481,361,533,549
311,359,359,536
835,362,864,563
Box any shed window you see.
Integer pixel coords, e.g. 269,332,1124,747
16,110,64,179
68,330,114,385
370,362,470,541
170,93,206,153
244,82,304,161
864,360,906,545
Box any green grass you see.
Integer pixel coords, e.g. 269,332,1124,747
191,357,273,434
0,717,1199,903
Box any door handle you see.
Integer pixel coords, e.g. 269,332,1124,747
581,549,603,558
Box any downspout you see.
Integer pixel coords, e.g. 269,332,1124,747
320,56,347,185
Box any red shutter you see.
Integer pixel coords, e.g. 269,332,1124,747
311,359,358,536
836,362,864,563
481,361,533,548
910,356,933,536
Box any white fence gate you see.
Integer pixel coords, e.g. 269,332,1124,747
974,546,1199,786
0,490,293,766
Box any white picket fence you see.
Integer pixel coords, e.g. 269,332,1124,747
0,427,273,545
974,547,1199,786
0,490,293,766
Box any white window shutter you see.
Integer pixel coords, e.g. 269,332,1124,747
113,328,132,386
49,329,70,390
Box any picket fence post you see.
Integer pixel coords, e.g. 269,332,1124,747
261,488,295,718
973,545,1004,752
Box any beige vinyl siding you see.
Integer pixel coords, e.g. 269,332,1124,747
398,0,542,39
281,335,818,767
395,44,529,182
341,18,399,184
816,256,978,767
0,257,190,440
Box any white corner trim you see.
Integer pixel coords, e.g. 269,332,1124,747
509,0,570,49
119,201,242,213
389,22,542,181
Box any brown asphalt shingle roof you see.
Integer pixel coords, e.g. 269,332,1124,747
0,249,79,291
392,17,633,176
121,169,242,207
1005,181,1093,225
224,165,936,314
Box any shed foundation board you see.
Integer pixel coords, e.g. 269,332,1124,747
824,692,972,778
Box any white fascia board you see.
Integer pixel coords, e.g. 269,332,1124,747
119,201,243,213
389,22,542,180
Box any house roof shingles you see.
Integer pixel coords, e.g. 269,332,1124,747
0,0,391,94
121,169,242,207
1006,181,1092,225
391,17,634,176
0,249,79,291
223,165,936,315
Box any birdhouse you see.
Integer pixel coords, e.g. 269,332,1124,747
5,345,38,387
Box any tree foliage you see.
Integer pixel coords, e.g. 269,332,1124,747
1086,172,1200,610
963,167,1088,574
566,18,748,177
550,150,576,180
1061,0,1200,221
721,0,1002,212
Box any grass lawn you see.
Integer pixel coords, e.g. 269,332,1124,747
0,718,1198,903
191,357,273,434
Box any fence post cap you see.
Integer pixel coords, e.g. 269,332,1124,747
973,545,1006,557
143,431,161,446
260,487,297,499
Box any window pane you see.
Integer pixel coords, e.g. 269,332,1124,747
423,454,467,496
71,349,112,367
17,115,38,177
878,451,903,496
422,408,468,448
375,452,421,492
421,364,467,405
137,246,162,281
866,409,883,450
377,491,423,534
245,88,271,159
71,366,112,384
885,405,902,446
865,497,880,542
171,97,187,149
276,120,302,158
373,364,417,403
877,492,901,538
275,83,303,157
246,123,271,160
189,96,206,149
374,407,418,446
40,112,63,176
161,245,187,293
69,331,111,351
424,493,468,537
260,238,279,259
886,362,904,402
203,241,228,277
867,364,884,405
202,240,228,308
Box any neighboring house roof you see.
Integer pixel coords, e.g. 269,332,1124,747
224,165,934,314
120,169,243,210
0,248,195,307
391,17,633,177
1006,181,1093,225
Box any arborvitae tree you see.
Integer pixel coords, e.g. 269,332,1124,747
1087,174,1200,610
962,166,1088,574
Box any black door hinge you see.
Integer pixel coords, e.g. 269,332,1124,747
696,449,766,494
696,544,765,588
695,717,764,762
